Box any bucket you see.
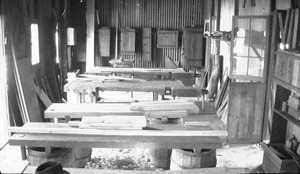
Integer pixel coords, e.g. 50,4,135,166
148,149,172,170
170,149,216,170
28,147,91,168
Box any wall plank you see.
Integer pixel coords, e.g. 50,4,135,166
228,82,265,143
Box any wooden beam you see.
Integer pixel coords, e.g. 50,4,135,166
9,125,228,137
86,0,95,70
24,166,248,174
9,133,223,150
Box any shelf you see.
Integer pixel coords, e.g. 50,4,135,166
274,108,300,128
273,78,300,94
277,50,300,60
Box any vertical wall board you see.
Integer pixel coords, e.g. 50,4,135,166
86,0,95,69
292,8,300,50
98,28,111,57
120,28,136,55
227,82,265,143
219,0,235,79
142,28,152,62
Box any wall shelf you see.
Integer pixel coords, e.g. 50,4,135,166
270,50,300,144
273,108,300,128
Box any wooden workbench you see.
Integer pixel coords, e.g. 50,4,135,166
9,115,227,149
85,67,196,86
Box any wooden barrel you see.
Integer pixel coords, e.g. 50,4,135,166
148,118,182,170
170,149,216,170
28,147,91,168
148,149,172,170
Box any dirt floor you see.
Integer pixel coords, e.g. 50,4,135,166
0,143,264,173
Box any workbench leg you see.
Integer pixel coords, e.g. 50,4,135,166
153,92,159,101
21,146,27,160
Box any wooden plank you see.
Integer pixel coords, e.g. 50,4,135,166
41,75,55,102
64,79,187,94
277,12,285,36
263,10,280,140
130,101,199,114
283,9,291,44
227,82,265,143
16,57,42,122
9,133,224,149
35,85,52,108
9,125,228,137
86,0,95,69
23,166,247,174
292,8,300,49
144,111,188,119
287,9,295,47
80,116,147,129
44,103,143,119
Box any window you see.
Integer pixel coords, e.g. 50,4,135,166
30,23,40,65
230,16,270,82
55,23,59,63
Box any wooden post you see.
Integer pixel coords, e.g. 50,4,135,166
86,0,95,70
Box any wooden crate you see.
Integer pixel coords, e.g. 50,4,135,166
262,143,299,173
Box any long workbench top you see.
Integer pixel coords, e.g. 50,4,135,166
9,114,227,149
64,79,190,93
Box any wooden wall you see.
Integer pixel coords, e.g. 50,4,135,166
71,0,204,69
2,0,60,124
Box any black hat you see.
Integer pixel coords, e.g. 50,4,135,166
35,161,69,174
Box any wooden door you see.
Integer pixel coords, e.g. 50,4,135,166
142,28,152,62
98,28,110,57
227,15,271,143
120,28,136,55
183,27,203,67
